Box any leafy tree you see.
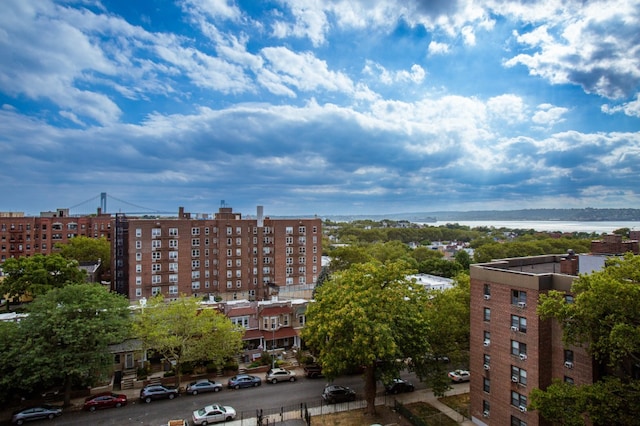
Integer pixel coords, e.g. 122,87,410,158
411,273,470,395
134,295,243,389
417,258,463,277
12,284,131,406
302,260,431,414
533,253,640,424
55,236,111,266
0,254,86,309
454,249,471,270
411,246,443,263
368,240,410,263
328,245,373,272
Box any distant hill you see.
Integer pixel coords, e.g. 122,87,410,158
321,208,640,223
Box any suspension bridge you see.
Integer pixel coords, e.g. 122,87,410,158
66,192,176,216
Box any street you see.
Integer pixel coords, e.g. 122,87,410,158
41,371,425,425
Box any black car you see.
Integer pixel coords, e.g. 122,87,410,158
139,385,179,403
321,385,356,403
12,405,62,425
384,378,415,394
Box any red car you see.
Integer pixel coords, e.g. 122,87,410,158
83,392,128,411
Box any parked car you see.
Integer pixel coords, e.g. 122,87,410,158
448,369,471,382
139,385,179,403
321,385,356,404
185,379,223,395
384,378,415,394
265,367,297,384
303,363,323,378
192,404,236,425
83,392,127,411
227,374,261,389
11,405,62,425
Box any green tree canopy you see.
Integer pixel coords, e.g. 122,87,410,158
55,236,111,266
302,260,431,414
134,295,244,389
0,253,86,308
4,284,131,406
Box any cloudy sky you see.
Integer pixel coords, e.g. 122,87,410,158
1,0,639,217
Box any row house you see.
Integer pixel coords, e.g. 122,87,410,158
220,298,307,363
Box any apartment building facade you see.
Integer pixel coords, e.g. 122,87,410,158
469,254,597,426
0,208,112,263
113,206,322,303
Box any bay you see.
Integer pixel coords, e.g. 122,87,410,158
429,220,640,234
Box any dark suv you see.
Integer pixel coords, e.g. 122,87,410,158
321,385,356,404
139,385,179,403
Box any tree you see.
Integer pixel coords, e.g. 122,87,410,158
533,253,640,424
0,254,86,309
13,284,131,406
55,236,111,266
134,295,244,389
454,249,471,270
302,260,431,414
328,245,373,272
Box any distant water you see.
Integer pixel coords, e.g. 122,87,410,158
429,221,640,234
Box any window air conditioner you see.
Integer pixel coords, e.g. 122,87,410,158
519,405,527,413
483,340,490,347
564,361,574,369
519,353,528,360
517,301,527,308
511,376,519,383
483,363,490,370
482,410,489,418
484,294,491,300
511,326,519,332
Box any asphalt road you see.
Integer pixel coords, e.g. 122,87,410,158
36,372,425,426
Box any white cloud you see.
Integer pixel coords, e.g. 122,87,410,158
428,41,450,55
602,93,640,117
362,61,425,85
487,94,526,124
532,103,569,126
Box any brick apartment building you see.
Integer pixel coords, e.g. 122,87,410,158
469,235,637,426
112,206,322,303
0,208,112,263
2,205,321,304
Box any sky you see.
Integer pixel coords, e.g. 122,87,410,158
1,0,639,217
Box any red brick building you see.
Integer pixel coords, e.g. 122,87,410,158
470,254,598,426
0,208,112,263
113,206,322,303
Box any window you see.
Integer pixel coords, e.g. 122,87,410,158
135,228,142,237
299,246,306,254
169,286,178,295
192,260,200,269
286,236,293,245
152,264,161,272
512,290,527,306
511,365,527,385
152,275,161,284
136,241,142,250
192,249,200,257
169,251,178,259
191,281,200,289
286,247,293,255
483,354,490,369
135,288,142,297
169,239,178,248
511,416,527,426
226,227,232,235
136,264,142,273
192,238,200,246
135,276,142,285
136,252,142,261
152,228,161,238
152,240,161,249
151,287,161,296
483,400,490,417
169,274,178,283
564,376,574,384
564,349,574,362
565,294,575,304
286,226,293,234
298,276,306,284
483,377,490,393
236,238,241,246
169,263,178,271
483,283,491,298
511,391,527,408
191,227,200,236
298,236,306,244
511,315,527,333
512,340,527,357
484,308,491,321
169,228,178,236
484,331,491,346
231,316,249,328
152,251,161,261
192,271,200,279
